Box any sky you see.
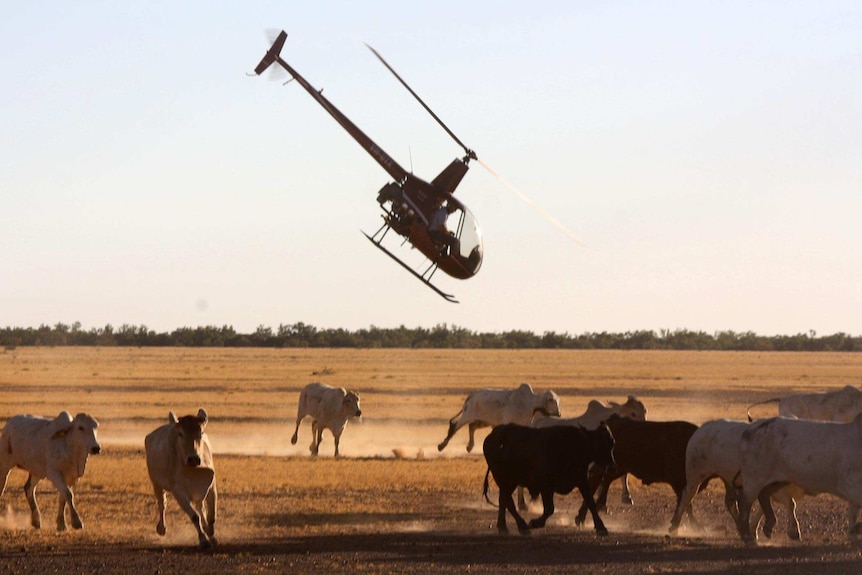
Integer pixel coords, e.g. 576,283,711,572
1,1,860,336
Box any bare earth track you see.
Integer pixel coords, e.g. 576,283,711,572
2,347,862,573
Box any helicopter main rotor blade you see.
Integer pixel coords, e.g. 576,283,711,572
478,159,589,247
365,43,476,161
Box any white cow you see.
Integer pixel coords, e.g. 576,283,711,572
532,396,646,429
668,418,804,539
437,383,561,453
0,411,101,531
145,409,217,549
746,385,862,422
532,396,646,505
291,382,362,457
736,415,862,544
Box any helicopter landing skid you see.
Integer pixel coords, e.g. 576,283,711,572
362,231,459,303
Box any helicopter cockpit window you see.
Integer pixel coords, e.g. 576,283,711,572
452,206,483,274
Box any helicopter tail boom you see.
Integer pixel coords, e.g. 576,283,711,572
254,30,288,75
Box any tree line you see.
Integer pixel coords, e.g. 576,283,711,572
1,322,860,351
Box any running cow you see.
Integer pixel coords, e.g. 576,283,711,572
736,414,862,544
291,382,362,457
482,423,615,536
438,383,561,452
746,385,862,422
0,411,101,531
145,409,217,549
576,415,698,529
533,395,647,505
668,418,804,539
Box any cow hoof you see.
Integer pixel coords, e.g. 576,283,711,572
31,519,41,530
789,531,800,541
157,524,166,536
56,522,67,532
72,519,83,530
528,519,545,529
290,435,298,445
437,443,445,452
199,539,214,550
518,527,531,536
596,527,609,537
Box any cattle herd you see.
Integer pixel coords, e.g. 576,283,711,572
2,381,862,549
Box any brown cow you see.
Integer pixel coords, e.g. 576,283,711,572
576,414,699,529
483,423,615,536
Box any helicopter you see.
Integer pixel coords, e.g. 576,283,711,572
253,31,484,303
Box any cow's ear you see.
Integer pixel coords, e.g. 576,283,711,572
608,400,620,407
49,411,74,439
197,408,208,428
169,411,178,424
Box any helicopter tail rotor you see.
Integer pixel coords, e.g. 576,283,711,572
254,30,288,76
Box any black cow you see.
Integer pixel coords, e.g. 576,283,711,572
482,423,616,536
575,414,699,528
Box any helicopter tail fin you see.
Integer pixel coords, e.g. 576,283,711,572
254,30,288,75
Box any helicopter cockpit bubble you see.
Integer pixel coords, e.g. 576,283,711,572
450,204,483,276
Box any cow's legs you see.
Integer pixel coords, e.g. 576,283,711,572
676,485,703,532
736,485,758,544
23,475,42,529
437,411,466,452
578,480,609,536
619,474,633,504
528,490,555,529
755,491,777,538
46,471,81,530
333,429,342,458
576,467,605,526
593,473,613,512
204,485,218,544
309,420,320,456
290,414,304,445
466,421,487,453
0,463,12,500
497,485,529,535
174,491,212,549
153,484,167,536
516,486,529,511
783,494,800,540
669,476,705,535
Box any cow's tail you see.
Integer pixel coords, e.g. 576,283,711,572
482,467,498,507
746,398,780,422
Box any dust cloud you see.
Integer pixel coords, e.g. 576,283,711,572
99,418,482,460
0,505,32,531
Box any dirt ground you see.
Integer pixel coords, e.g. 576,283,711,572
2,347,862,574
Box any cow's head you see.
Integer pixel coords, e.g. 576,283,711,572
589,422,616,471
609,395,647,421
171,408,208,467
50,412,101,477
538,390,562,417
344,391,362,418
51,412,101,455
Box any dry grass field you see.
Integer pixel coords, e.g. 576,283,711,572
2,347,862,574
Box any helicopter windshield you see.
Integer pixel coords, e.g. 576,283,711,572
452,206,483,275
